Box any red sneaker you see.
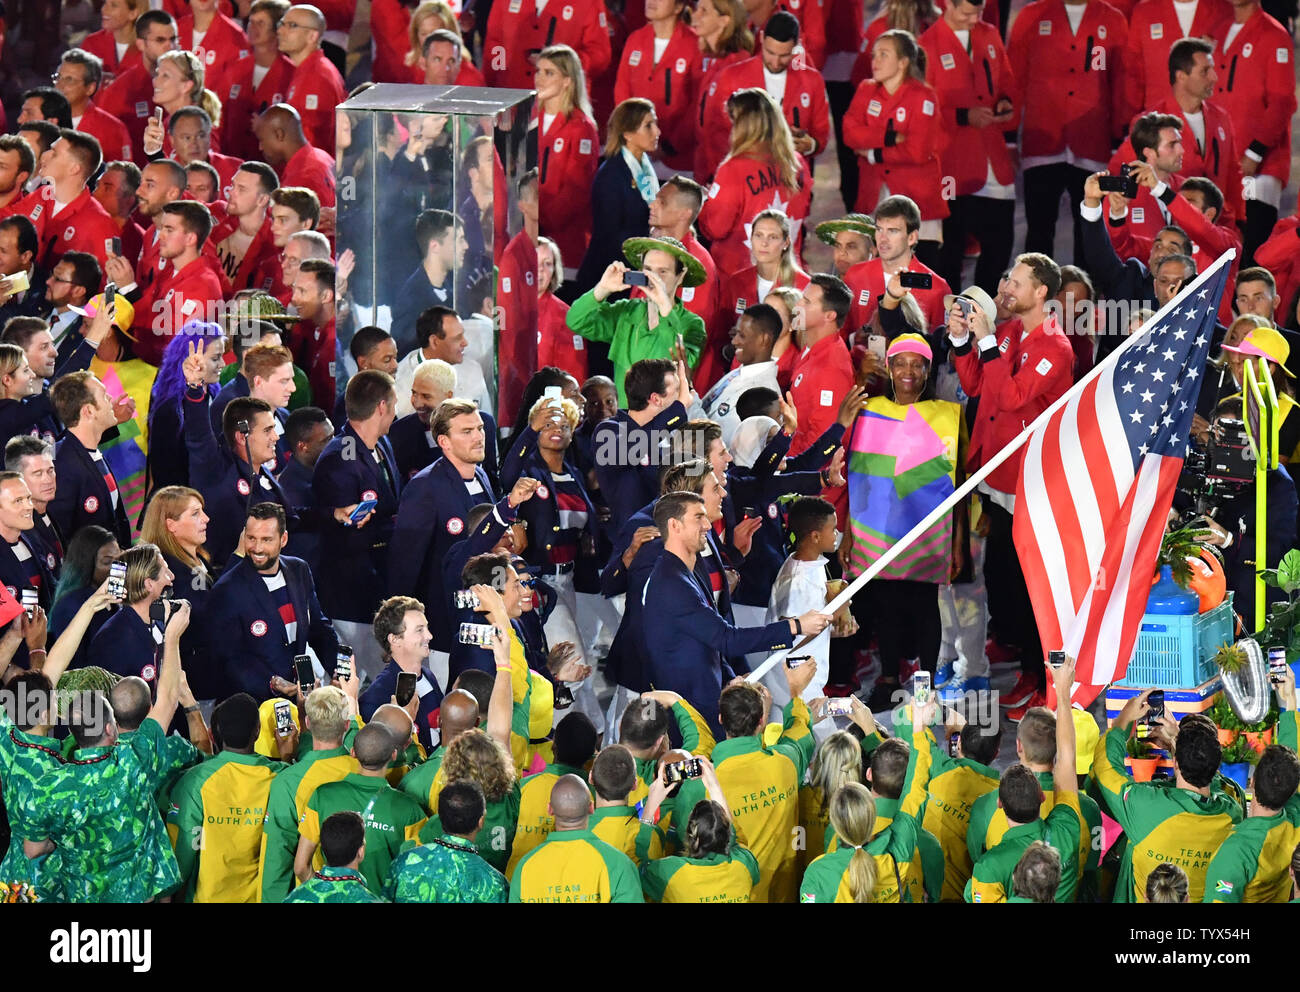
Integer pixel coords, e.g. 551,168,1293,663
898,657,920,682
1005,689,1049,722
822,683,856,698
986,637,1020,666
999,671,1038,709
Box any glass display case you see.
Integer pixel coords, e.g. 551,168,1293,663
335,84,536,415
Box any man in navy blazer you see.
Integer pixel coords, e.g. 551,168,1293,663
0,473,55,670
641,491,830,735
48,370,132,548
275,405,334,574
311,370,401,682
205,502,338,701
388,397,496,683
591,359,690,528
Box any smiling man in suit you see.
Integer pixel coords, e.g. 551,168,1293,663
48,369,132,547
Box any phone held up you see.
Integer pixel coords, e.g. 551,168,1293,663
395,671,418,707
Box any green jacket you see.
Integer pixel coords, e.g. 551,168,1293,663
1092,721,1241,902
303,773,428,894
1202,710,1300,903
386,834,508,903
642,836,760,903
417,781,521,873
399,745,445,813
965,793,1082,903
566,290,705,406
0,720,68,891
283,866,387,903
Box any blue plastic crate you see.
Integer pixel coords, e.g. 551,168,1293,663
1115,594,1234,689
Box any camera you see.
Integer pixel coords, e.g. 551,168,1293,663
663,757,703,783
1098,165,1138,198
1177,416,1255,521
785,654,812,669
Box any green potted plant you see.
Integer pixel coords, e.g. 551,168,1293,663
1157,525,1219,587
1210,694,1242,747
1127,732,1159,783
1219,737,1259,790
1242,705,1279,754
1257,549,1300,650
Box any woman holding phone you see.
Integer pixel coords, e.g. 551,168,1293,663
49,525,121,673
84,543,176,690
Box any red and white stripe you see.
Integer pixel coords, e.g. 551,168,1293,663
1012,365,1183,704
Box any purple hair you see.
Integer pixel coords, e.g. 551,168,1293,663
148,321,227,431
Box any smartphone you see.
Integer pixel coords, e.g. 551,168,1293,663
348,499,378,524
111,237,122,257
293,654,314,696
663,757,703,784
554,684,575,709
542,386,564,401
740,506,758,520
867,333,887,362
395,670,418,706
912,671,932,708
1047,650,1066,669
1145,689,1165,723
149,599,168,624
624,271,649,287
825,697,854,717
453,589,481,610
948,731,960,757
898,271,933,290
335,644,353,683
107,560,127,600
154,106,164,125
1269,647,1289,685
273,699,294,737
785,654,812,669
5,270,29,294
951,296,975,320
20,589,37,619
458,622,496,646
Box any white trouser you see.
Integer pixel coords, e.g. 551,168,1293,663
575,591,623,657
938,533,989,680
333,620,385,685
544,570,605,733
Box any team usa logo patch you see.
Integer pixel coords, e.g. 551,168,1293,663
236,478,251,496
250,620,268,637
447,516,464,535
361,490,377,502
767,503,779,519
536,484,550,499
141,664,157,682
82,496,99,513
46,554,55,569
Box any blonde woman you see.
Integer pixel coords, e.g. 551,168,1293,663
765,284,803,387
692,0,756,182
82,0,146,79
614,0,700,174
697,88,811,278
856,0,942,79
401,0,485,84
799,731,864,872
413,728,520,874
145,50,223,157
84,543,177,688
702,209,811,390
537,237,585,382
574,98,660,292
799,782,916,902
0,343,45,440
536,45,601,276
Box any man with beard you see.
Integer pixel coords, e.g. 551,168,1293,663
947,254,1073,720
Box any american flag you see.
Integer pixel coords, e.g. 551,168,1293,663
1012,259,1232,703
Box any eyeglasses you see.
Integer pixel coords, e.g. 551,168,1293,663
517,576,537,588
47,276,75,285
279,20,310,30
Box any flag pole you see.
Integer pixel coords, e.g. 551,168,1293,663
747,249,1237,684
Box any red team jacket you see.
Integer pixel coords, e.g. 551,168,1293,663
132,255,227,365
222,54,294,161
919,19,1021,197
484,0,612,91
693,49,749,183
1213,7,1297,186
74,102,133,165
538,291,586,382
177,11,250,98
1110,98,1242,225
788,331,854,455
1007,0,1129,166
751,0,827,70
97,63,160,166
614,21,703,172
285,50,345,157
697,153,812,278
1124,0,1231,122
843,256,952,338
281,142,337,208
498,231,540,425
1254,214,1300,318
537,108,601,269
842,75,949,219
699,56,831,185
2,188,119,270
953,315,1075,495
212,214,281,294
80,29,144,79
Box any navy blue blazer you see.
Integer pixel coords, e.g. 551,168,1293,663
275,457,320,573
209,372,250,438
642,550,794,733
163,551,222,699
389,456,497,652
512,436,597,575
390,410,499,492
28,512,63,580
49,585,112,674
573,153,651,296
591,401,688,531
310,423,401,623
184,384,298,566
85,606,163,690
360,660,444,750
205,553,338,701
49,435,132,549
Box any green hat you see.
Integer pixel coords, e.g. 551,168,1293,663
622,236,708,288
814,214,877,246
228,292,303,325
